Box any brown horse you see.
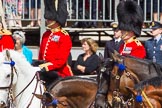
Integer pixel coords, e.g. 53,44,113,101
95,53,134,108
95,51,162,108
35,76,98,108
126,76,162,108
110,51,162,106
111,51,162,81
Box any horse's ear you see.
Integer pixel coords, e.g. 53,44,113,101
125,86,137,96
32,93,43,100
111,52,117,62
98,52,104,62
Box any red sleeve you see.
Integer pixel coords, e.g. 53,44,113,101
1,35,14,51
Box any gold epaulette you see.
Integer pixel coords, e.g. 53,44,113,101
61,29,69,35
0,29,12,35
134,39,142,46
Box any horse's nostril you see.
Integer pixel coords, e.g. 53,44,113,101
0,101,5,104
0,102,8,108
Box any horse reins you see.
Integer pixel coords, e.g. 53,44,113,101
0,50,17,107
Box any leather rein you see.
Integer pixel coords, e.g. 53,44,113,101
0,50,44,108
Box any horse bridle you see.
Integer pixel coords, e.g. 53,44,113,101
96,58,114,108
0,50,17,108
98,59,113,95
0,63,15,89
112,57,142,107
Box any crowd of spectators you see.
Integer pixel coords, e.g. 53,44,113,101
2,0,41,28
0,0,162,28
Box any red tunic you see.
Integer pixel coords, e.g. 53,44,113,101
0,35,14,52
119,38,146,59
39,29,73,77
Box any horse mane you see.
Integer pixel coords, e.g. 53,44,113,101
124,55,162,75
48,76,97,90
124,55,151,64
134,76,162,90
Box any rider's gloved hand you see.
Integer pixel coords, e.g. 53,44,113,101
39,67,46,73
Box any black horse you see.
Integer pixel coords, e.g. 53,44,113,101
95,53,114,108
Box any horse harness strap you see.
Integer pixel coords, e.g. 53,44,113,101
27,72,42,108
125,68,140,84
115,59,140,85
0,50,18,107
0,67,14,89
13,73,36,100
141,90,153,108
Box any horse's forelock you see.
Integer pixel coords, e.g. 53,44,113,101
135,76,162,90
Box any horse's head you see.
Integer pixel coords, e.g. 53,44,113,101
0,50,18,108
126,86,158,108
126,76,162,108
95,53,114,108
0,50,44,108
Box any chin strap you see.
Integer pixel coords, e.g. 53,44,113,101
121,31,128,39
47,21,56,27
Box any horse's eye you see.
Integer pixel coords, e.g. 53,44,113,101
6,74,10,78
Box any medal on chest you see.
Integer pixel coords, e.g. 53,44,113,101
51,35,60,42
122,47,132,54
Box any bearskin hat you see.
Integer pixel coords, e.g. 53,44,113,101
44,0,68,27
117,0,144,37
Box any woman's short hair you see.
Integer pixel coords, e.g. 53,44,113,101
12,31,26,44
81,38,99,53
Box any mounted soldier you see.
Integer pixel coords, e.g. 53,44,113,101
117,0,146,59
36,0,73,88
